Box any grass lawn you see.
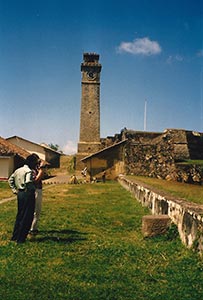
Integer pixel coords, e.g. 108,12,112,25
0,181,203,300
0,182,14,200
127,175,203,205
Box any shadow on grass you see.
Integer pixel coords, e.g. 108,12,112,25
30,229,88,244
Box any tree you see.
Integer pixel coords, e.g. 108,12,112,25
48,143,59,151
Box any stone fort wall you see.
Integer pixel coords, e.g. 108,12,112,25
102,128,203,184
118,175,203,253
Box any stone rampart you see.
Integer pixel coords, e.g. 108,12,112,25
97,129,203,184
118,175,203,253
123,129,203,184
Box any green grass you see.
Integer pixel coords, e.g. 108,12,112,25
0,182,13,200
177,159,203,165
50,155,76,176
127,175,203,205
0,182,203,300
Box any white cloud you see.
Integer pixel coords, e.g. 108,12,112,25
117,37,162,56
175,55,184,61
62,140,77,154
166,54,184,64
166,55,173,64
175,54,183,61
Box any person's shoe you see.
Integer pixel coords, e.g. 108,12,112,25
10,237,17,242
17,240,25,244
29,229,39,235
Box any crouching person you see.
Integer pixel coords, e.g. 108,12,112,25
8,154,40,244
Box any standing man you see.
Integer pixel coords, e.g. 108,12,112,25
8,154,41,244
102,170,106,183
29,157,45,235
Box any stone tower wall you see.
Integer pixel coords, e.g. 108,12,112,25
77,53,102,169
79,83,100,143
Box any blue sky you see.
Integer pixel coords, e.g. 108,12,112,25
0,0,202,154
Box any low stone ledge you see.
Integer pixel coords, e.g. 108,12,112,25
118,175,203,253
142,215,171,237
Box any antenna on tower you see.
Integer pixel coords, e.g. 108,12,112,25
144,99,147,131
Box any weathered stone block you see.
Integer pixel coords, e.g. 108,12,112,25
142,215,171,237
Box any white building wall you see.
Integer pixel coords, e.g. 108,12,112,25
0,156,14,179
7,137,46,161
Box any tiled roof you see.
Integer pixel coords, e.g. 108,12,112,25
0,136,29,158
7,136,61,155
81,139,127,161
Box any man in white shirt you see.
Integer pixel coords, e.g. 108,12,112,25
8,154,40,244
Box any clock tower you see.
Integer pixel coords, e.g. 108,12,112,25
77,53,102,166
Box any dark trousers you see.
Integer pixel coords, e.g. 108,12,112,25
11,189,35,243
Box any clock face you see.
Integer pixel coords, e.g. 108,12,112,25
87,71,96,80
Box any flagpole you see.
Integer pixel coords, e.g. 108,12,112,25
144,99,147,131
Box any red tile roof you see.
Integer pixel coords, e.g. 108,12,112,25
0,136,29,158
